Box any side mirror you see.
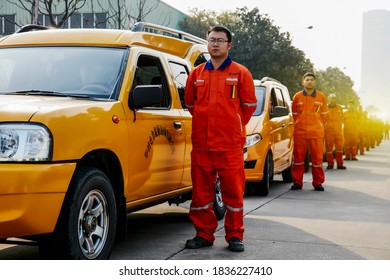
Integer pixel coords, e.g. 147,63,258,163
129,85,162,109
270,106,288,118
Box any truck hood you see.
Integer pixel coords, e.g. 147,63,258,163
245,114,264,135
0,95,110,122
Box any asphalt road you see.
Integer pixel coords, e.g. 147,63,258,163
1,140,390,260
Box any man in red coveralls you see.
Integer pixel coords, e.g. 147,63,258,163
291,73,328,191
324,94,346,170
184,26,257,252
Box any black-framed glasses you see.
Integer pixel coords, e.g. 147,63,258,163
207,38,229,45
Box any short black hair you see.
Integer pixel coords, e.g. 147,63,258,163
303,72,316,80
207,26,232,42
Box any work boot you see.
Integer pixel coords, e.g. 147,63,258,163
337,165,347,170
291,184,302,190
185,236,213,249
314,185,325,191
326,165,334,170
228,237,244,252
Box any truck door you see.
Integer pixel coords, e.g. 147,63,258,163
126,52,186,201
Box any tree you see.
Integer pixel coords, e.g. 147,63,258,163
132,0,159,22
9,0,87,28
316,67,360,107
8,0,166,30
178,8,217,38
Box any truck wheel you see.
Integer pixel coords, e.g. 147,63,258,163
257,152,274,196
39,167,117,259
213,177,226,220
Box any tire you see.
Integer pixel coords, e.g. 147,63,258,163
39,167,117,260
257,152,274,196
213,177,226,220
282,161,293,182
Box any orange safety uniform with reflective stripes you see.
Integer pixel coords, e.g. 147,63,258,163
292,90,328,187
185,57,256,242
325,104,344,167
343,110,359,160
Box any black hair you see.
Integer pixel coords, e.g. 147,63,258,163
303,72,316,80
207,26,232,42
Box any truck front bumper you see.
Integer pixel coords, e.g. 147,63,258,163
0,162,76,238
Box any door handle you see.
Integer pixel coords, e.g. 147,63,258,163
173,121,182,130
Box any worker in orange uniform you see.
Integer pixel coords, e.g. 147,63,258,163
324,94,346,170
291,72,328,191
343,100,359,160
184,26,257,252
357,105,368,156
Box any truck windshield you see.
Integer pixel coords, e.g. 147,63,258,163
0,46,127,99
252,86,266,116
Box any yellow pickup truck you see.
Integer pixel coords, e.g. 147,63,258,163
0,23,224,259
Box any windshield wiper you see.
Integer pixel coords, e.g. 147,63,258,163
3,90,90,99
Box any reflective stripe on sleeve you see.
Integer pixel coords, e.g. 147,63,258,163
241,102,257,107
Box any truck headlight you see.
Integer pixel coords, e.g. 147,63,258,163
0,124,52,161
245,133,262,148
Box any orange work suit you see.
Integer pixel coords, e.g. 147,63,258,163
292,89,328,188
184,57,257,242
357,112,368,155
343,110,359,160
324,104,344,167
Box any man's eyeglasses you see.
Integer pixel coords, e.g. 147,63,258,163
207,38,229,45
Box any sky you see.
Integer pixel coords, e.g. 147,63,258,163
164,0,390,117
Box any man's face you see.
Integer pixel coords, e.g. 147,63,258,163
302,76,316,90
207,31,231,59
329,96,337,106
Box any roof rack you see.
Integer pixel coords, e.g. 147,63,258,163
15,24,52,34
260,77,281,84
131,22,207,44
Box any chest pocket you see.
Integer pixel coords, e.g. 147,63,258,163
195,79,205,87
226,77,238,98
313,101,323,113
296,101,304,113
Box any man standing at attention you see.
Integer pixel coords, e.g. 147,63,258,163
343,100,359,160
324,94,346,170
291,73,328,191
184,26,257,252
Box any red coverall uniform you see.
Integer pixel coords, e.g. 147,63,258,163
343,110,359,160
325,104,344,167
184,57,256,243
292,90,328,188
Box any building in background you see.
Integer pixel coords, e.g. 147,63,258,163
360,9,390,120
0,0,187,35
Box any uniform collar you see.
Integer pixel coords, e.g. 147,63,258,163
303,89,317,97
205,56,232,70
